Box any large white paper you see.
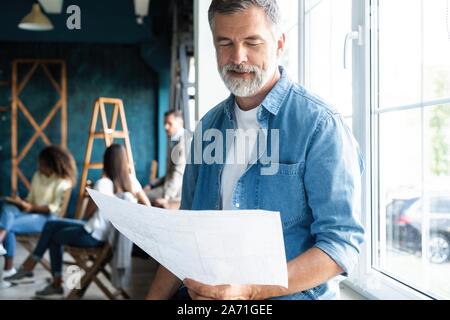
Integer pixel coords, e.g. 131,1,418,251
87,189,288,288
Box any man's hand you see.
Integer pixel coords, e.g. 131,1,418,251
153,198,169,208
20,200,33,212
184,279,261,300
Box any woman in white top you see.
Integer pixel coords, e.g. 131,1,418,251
7,144,150,299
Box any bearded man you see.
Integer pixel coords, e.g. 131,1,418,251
146,0,365,300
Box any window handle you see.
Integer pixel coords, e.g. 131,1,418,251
344,25,363,69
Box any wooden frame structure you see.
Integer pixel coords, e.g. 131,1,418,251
75,98,135,220
11,59,67,196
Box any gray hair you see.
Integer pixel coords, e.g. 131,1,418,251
208,0,281,32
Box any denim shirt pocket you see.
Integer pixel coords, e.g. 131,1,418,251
257,162,306,227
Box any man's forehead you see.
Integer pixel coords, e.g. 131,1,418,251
215,34,266,41
212,7,272,36
166,115,182,122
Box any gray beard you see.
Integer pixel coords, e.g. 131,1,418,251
219,63,277,97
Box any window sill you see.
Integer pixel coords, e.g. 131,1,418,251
343,271,434,300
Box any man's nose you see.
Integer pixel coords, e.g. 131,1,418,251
231,44,248,65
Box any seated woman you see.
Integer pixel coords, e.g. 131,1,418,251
0,145,77,278
6,144,151,299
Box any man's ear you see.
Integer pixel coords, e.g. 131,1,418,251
277,33,286,58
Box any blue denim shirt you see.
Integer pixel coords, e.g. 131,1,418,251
180,66,365,300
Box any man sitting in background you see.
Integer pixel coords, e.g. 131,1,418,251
145,110,187,208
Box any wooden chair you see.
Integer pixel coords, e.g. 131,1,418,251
16,187,73,272
64,191,131,300
63,188,131,300
65,244,130,300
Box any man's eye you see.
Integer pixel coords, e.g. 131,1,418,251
218,42,232,47
247,42,262,47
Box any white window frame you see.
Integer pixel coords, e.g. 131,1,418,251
341,0,433,300
298,0,306,86
296,0,440,300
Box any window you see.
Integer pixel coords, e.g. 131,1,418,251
278,0,299,82
304,0,353,121
300,0,450,299
372,0,450,299
373,0,450,299
430,198,450,214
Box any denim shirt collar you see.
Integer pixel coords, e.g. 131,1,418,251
223,66,292,122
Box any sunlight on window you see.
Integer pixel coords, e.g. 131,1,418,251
277,0,299,82
376,0,450,300
304,0,353,117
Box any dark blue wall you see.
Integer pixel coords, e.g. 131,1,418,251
0,0,175,214
0,43,159,216
0,0,167,44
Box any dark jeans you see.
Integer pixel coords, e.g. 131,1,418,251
171,286,192,300
32,218,104,277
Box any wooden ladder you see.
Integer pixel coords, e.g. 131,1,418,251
74,98,135,220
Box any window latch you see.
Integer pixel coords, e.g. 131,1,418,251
344,25,364,69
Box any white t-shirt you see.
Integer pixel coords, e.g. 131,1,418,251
221,103,260,210
84,175,143,241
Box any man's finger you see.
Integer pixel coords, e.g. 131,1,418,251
184,279,219,299
187,289,213,300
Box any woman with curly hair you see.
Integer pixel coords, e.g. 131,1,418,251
0,145,77,277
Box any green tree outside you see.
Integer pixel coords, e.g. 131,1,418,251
429,71,450,176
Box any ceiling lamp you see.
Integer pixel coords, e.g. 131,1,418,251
38,0,64,14
134,0,150,25
18,3,54,31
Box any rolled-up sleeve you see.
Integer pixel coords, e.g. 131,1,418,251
304,113,365,275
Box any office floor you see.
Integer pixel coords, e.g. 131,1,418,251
0,245,366,300
0,245,158,300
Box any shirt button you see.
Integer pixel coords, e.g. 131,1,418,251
235,203,240,208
